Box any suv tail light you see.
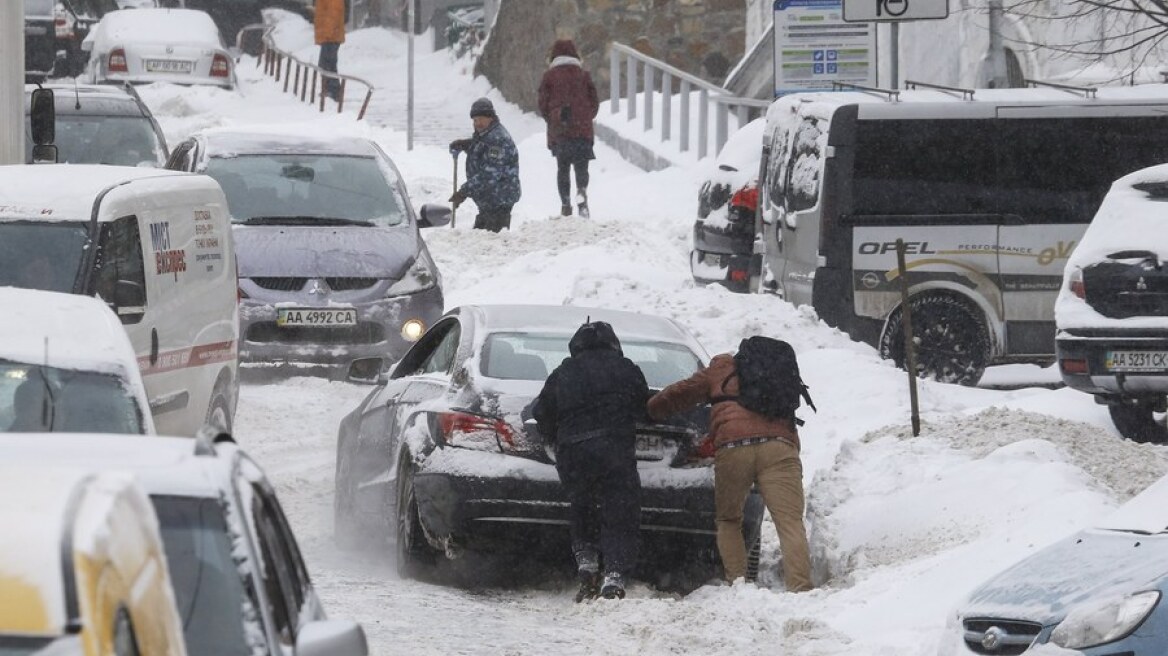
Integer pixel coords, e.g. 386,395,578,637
729,183,759,213
108,48,128,73
1068,268,1086,299
211,54,230,78
438,411,516,452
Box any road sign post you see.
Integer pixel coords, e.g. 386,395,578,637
841,0,949,89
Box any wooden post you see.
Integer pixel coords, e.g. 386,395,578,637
896,239,921,437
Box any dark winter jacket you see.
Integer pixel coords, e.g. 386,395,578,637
457,120,521,211
532,322,651,449
537,40,599,149
648,354,800,451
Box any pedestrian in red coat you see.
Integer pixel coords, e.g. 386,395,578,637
538,39,599,218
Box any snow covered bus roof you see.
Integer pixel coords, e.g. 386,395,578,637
0,164,208,223
767,83,1168,122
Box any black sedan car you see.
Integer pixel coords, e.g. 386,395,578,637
691,117,765,293
334,304,764,585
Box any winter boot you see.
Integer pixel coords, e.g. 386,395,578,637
574,569,600,603
560,201,572,217
600,572,626,599
576,190,589,219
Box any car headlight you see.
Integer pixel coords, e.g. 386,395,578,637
1050,591,1160,649
386,250,439,297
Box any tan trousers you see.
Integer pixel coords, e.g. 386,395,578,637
714,439,812,592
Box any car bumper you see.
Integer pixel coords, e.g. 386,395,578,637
412,450,764,553
103,72,234,88
239,286,444,367
1057,333,1168,396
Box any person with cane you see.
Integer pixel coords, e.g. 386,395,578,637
448,98,521,232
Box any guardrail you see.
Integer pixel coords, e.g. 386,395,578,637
247,24,376,120
608,42,771,159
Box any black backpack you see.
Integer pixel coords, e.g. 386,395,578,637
714,336,816,425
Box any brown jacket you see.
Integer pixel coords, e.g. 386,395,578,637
647,354,799,450
315,0,346,44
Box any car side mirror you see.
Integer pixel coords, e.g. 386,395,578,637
29,88,55,147
346,357,384,386
31,144,58,164
295,620,368,656
418,203,452,228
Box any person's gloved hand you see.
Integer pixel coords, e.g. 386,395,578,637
449,139,471,155
449,190,466,208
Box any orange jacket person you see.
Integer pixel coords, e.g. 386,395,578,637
315,0,345,100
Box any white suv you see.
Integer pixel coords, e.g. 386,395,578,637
1056,163,1168,443
0,432,369,656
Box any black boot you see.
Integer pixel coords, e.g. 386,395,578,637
574,569,600,603
560,203,572,217
600,572,626,599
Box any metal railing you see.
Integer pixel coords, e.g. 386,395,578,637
251,24,376,120
608,42,771,160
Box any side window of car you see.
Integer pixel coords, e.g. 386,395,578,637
420,323,462,375
394,319,457,377
94,216,147,324
251,484,307,645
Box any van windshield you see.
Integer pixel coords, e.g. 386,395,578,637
0,222,90,293
152,496,253,656
25,115,164,167
0,362,143,435
204,154,408,227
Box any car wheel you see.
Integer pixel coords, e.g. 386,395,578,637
395,463,437,578
879,293,989,387
1109,399,1168,444
205,393,232,433
333,444,363,550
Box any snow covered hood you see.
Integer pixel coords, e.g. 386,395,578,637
234,225,420,278
0,164,185,223
0,288,140,376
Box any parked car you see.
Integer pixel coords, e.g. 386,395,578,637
24,0,58,81
1,433,370,656
0,287,153,434
941,472,1168,655
0,164,239,437
82,8,236,89
691,117,765,293
24,83,169,166
55,0,120,77
333,304,764,584
166,129,451,378
1056,164,1168,444
0,465,187,655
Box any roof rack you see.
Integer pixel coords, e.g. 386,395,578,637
831,81,900,101
1024,78,1098,98
904,79,975,100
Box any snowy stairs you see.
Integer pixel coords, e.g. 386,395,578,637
364,97,469,147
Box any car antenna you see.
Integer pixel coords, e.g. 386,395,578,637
73,78,81,110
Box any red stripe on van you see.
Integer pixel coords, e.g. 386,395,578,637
138,340,236,375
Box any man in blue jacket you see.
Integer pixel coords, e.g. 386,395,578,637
530,321,650,601
449,98,521,232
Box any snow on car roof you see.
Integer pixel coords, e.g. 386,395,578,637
0,435,226,499
0,288,138,376
0,164,193,222
0,466,92,635
95,8,221,48
467,304,697,344
197,128,380,158
1067,163,1168,269
23,84,148,117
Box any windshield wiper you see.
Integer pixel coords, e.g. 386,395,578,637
238,216,374,227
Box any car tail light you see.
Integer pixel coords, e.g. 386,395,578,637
211,54,230,78
1069,268,1086,299
438,411,516,452
109,48,128,73
729,268,749,282
1060,358,1089,375
729,184,759,212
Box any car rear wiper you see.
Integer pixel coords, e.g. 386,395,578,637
238,216,374,227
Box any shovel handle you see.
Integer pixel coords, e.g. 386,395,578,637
451,152,459,229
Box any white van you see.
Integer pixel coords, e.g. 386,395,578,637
0,164,239,435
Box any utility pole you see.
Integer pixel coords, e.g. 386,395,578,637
1,0,25,165
986,0,1009,88
407,0,415,150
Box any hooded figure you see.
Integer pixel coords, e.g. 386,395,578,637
530,321,650,601
537,39,599,218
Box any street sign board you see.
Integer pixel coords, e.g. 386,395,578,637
773,0,876,97
842,0,948,22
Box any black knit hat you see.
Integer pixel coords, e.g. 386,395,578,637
470,97,496,119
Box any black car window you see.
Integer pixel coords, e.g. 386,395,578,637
252,485,304,646
203,154,408,226
93,216,148,324
0,362,143,435
151,496,252,656
0,221,89,293
27,115,164,167
420,324,462,375
480,333,702,388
